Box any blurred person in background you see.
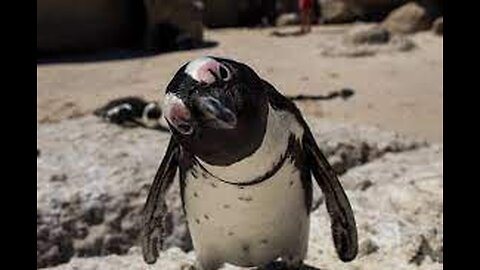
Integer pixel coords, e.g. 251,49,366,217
299,0,314,33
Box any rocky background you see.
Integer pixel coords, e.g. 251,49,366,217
38,0,443,53
37,115,442,269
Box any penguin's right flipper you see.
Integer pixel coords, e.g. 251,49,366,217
141,138,179,264
303,130,358,262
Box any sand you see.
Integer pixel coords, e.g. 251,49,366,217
37,24,443,143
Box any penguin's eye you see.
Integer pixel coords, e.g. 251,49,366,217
218,64,231,81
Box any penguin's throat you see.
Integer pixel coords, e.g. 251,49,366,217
195,105,303,184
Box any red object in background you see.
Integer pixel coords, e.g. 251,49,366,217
299,0,314,11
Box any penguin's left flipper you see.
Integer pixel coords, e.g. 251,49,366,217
141,138,180,264
303,130,358,262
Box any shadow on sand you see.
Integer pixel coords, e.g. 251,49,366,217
37,40,219,65
258,261,322,270
270,29,308,37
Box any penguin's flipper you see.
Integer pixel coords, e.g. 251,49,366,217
303,130,358,262
141,138,179,264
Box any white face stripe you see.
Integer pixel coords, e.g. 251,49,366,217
184,56,219,84
163,93,188,123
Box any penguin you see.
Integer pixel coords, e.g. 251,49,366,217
93,96,168,131
141,56,358,270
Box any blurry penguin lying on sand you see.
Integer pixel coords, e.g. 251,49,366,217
94,97,170,132
94,89,354,132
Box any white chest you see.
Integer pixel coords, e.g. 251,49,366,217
184,161,309,266
182,106,310,267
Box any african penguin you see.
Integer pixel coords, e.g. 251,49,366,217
141,56,358,270
94,96,167,130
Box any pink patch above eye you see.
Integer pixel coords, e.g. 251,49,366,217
196,61,219,84
185,57,221,84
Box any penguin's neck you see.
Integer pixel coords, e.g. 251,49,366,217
197,104,304,183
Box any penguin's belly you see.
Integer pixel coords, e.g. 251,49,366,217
183,162,310,267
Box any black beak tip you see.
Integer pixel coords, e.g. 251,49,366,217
194,96,237,129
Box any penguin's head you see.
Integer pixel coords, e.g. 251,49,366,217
163,56,269,165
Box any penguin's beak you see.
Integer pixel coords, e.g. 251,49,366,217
193,95,237,130
164,93,237,135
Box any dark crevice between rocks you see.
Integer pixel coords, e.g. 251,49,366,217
326,141,428,175
409,235,443,265
37,187,193,269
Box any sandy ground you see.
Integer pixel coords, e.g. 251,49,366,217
37,25,443,143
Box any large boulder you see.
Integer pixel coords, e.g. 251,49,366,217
319,23,416,57
432,16,443,35
319,1,442,24
37,0,203,53
320,0,357,23
142,0,203,51
319,0,408,23
37,115,426,268
382,2,434,34
37,0,142,53
347,0,408,20
275,13,301,26
343,23,391,45
37,117,189,268
44,144,443,270
203,0,266,27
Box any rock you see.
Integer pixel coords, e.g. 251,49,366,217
308,144,443,269
37,0,142,52
320,0,357,23
358,238,380,257
37,219,75,268
348,0,408,20
389,34,416,51
142,0,204,51
50,174,68,182
382,2,433,34
320,1,442,24
343,24,390,45
320,0,408,23
37,116,183,268
37,0,203,53
307,118,427,174
432,17,443,35
203,0,266,28
320,23,416,57
44,247,197,270
275,13,300,27
37,115,427,268
43,145,442,270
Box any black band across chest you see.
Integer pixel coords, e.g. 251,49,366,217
192,134,297,187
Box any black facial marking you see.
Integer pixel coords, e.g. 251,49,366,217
260,239,269,245
195,219,200,224
223,204,230,209
174,58,315,220
204,214,210,220
193,192,198,198
192,134,297,187
166,57,269,166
